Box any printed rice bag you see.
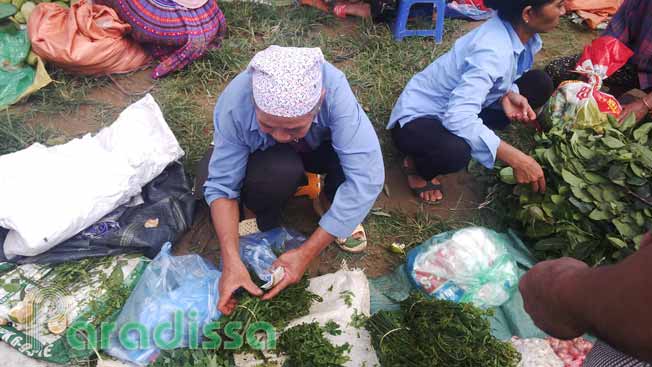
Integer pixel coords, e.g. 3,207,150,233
543,36,634,132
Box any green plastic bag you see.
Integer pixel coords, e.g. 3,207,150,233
0,26,35,108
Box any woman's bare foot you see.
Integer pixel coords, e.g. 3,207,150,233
403,157,443,204
335,1,371,17
300,0,330,13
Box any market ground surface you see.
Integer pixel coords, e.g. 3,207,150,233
2,4,597,277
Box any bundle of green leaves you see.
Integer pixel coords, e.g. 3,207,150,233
151,349,232,367
277,322,351,367
148,277,321,366
366,293,520,367
220,277,323,331
499,113,652,265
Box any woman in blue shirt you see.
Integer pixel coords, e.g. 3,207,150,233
388,0,566,203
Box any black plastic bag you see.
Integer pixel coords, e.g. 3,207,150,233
0,162,196,264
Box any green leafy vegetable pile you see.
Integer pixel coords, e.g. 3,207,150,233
150,277,322,366
365,293,520,367
278,322,351,367
220,277,323,331
499,113,652,264
151,349,232,367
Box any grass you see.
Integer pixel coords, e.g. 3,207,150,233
0,111,52,155
0,3,594,244
145,3,469,172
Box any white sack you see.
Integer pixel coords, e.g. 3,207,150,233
0,94,183,258
235,269,380,367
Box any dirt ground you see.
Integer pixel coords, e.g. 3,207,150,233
19,15,598,280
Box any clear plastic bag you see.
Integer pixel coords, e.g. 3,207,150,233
105,243,221,366
236,227,306,289
406,227,518,308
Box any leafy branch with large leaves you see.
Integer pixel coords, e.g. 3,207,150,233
499,113,652,265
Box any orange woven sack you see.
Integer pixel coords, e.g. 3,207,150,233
27,0,151,75
566,0,623,29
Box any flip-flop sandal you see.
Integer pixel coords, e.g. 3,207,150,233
238,218,260,237
401,157,443,205
335,224,368,253
412,181,444,205
313,197,368,253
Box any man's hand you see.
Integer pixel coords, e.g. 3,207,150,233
619,99,650,124
520,257,591,339
218,259,263,315
502,91,537,123
261,246,313,300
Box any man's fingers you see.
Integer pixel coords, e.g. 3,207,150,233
243,279,263,297
640,232,652,249
261,277,291,301
218,290,233,313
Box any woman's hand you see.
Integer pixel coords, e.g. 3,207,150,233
502,91,537,123
497,141,546,193
619,98,651,124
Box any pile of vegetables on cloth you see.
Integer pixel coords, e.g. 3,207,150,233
498,36,650,265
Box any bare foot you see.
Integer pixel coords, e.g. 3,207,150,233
403,157,443,203
338,1,371,17
300,0,330,13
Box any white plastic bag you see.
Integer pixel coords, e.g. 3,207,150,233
0,94,183,258
406,227,519,308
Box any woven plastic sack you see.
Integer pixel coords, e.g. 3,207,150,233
542,36,634,131
27,0,150,75
406,227,519,308
235,269,379,367
105,243,221,366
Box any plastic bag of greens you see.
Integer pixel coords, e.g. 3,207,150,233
406,227,519,308
105,243,221,366
0,26,35,108
542,36,634,132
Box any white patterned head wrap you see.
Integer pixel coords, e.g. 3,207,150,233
250,46,324,118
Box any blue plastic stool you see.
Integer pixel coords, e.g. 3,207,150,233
392,0,446,43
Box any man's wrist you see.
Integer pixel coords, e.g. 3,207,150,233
221,252,244,269
556,266,594,333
